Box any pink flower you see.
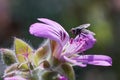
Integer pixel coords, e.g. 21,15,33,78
29,18,112,67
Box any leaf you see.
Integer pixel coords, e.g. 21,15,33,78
17,54,28,69
61,63,75,80
33,47,47,66
33,40,51,66
14,38,33,69
14,37,33,56
0,48,16,66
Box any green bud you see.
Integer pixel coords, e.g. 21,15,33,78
0,48,16,66
42,71,58,80
43,60,50,68
61,63,75,80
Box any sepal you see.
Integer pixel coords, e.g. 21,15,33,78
14,38,33,69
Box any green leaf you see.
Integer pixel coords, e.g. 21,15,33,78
33,40,51,66
0,49,16,66
14,38,33,69
33,47,47,66
61,63,75,80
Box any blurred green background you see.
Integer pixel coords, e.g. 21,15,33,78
0,0,120,80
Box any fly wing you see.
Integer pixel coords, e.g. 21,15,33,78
70,23,91,34
78,23,90,29
82,29,95,35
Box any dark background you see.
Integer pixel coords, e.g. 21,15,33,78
0,0,120,80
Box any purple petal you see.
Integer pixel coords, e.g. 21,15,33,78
62,33,96,56
4,76,26,80
63,56,87,67
29,18,70,58
38,18,67,34
62,39,85,57
74,33,96,52
75,55,112,66
30,23,62,45
29,18,69,46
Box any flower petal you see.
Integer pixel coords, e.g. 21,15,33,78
61,40,85,57
63,56,87,67
74,33,96,52
75,55,112,66
29,18,70,58
29,18,69,46
37,18,67,34
62,33,96,57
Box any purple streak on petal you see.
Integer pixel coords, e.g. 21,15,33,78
63,56,87,67
62,40,85,57
37,18,69,46
4,76,26,80
74,55,112,66
38,18,66,32
29,18,70,58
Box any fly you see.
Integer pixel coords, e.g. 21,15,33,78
70,24,95,35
